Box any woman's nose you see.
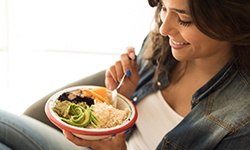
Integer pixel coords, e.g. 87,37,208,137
159,12,175,37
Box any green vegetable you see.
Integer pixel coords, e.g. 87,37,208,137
52,101,72,118
90,111,99,128
60,103,97,128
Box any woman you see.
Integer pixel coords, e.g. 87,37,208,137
64,0,250,149
1,0,250,149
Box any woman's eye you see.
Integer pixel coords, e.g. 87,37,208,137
159,1,192,27
178,18,192,27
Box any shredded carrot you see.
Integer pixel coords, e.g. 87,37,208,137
82,89,110,105
91,87,108,99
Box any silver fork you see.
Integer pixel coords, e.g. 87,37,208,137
111,74,126,108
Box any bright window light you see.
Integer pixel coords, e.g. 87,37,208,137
7,0,154,53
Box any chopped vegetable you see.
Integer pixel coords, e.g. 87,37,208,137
82,89,110,105
60,104,97,128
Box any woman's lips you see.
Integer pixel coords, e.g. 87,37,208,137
169,39,190,49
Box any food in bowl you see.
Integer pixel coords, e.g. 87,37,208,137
45,85,137,140
52,87,130,128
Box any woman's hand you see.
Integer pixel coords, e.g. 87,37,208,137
105,47,140,98
63,130,127,150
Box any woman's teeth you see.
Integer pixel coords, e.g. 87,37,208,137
172,40,189,45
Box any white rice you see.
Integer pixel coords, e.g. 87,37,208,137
93,101,130,128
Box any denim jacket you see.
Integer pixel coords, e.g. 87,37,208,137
130,37,250,149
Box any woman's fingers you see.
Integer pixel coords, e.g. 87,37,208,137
63,130,90,147
105,60,124,90
120,47,137,77
114,60,125,81
126,47,136,60
63,130,102,149
105,46,140,97
63,130,126,150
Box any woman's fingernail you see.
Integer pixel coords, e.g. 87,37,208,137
126,70,131,77
125,128,131,134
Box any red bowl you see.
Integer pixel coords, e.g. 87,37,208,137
45,85,138,140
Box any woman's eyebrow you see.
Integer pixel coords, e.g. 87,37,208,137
170,8,190,15
160,0,190,15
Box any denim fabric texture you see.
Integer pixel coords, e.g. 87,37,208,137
0,110,89,150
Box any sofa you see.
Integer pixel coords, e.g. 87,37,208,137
23,70,106,131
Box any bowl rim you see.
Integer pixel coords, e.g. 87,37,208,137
45,85,138,136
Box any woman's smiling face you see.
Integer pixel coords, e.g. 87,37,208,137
159,0,231,62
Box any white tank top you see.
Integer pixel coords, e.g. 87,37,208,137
127,90,183,150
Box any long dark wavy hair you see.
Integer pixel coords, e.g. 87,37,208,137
145,0,250,83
